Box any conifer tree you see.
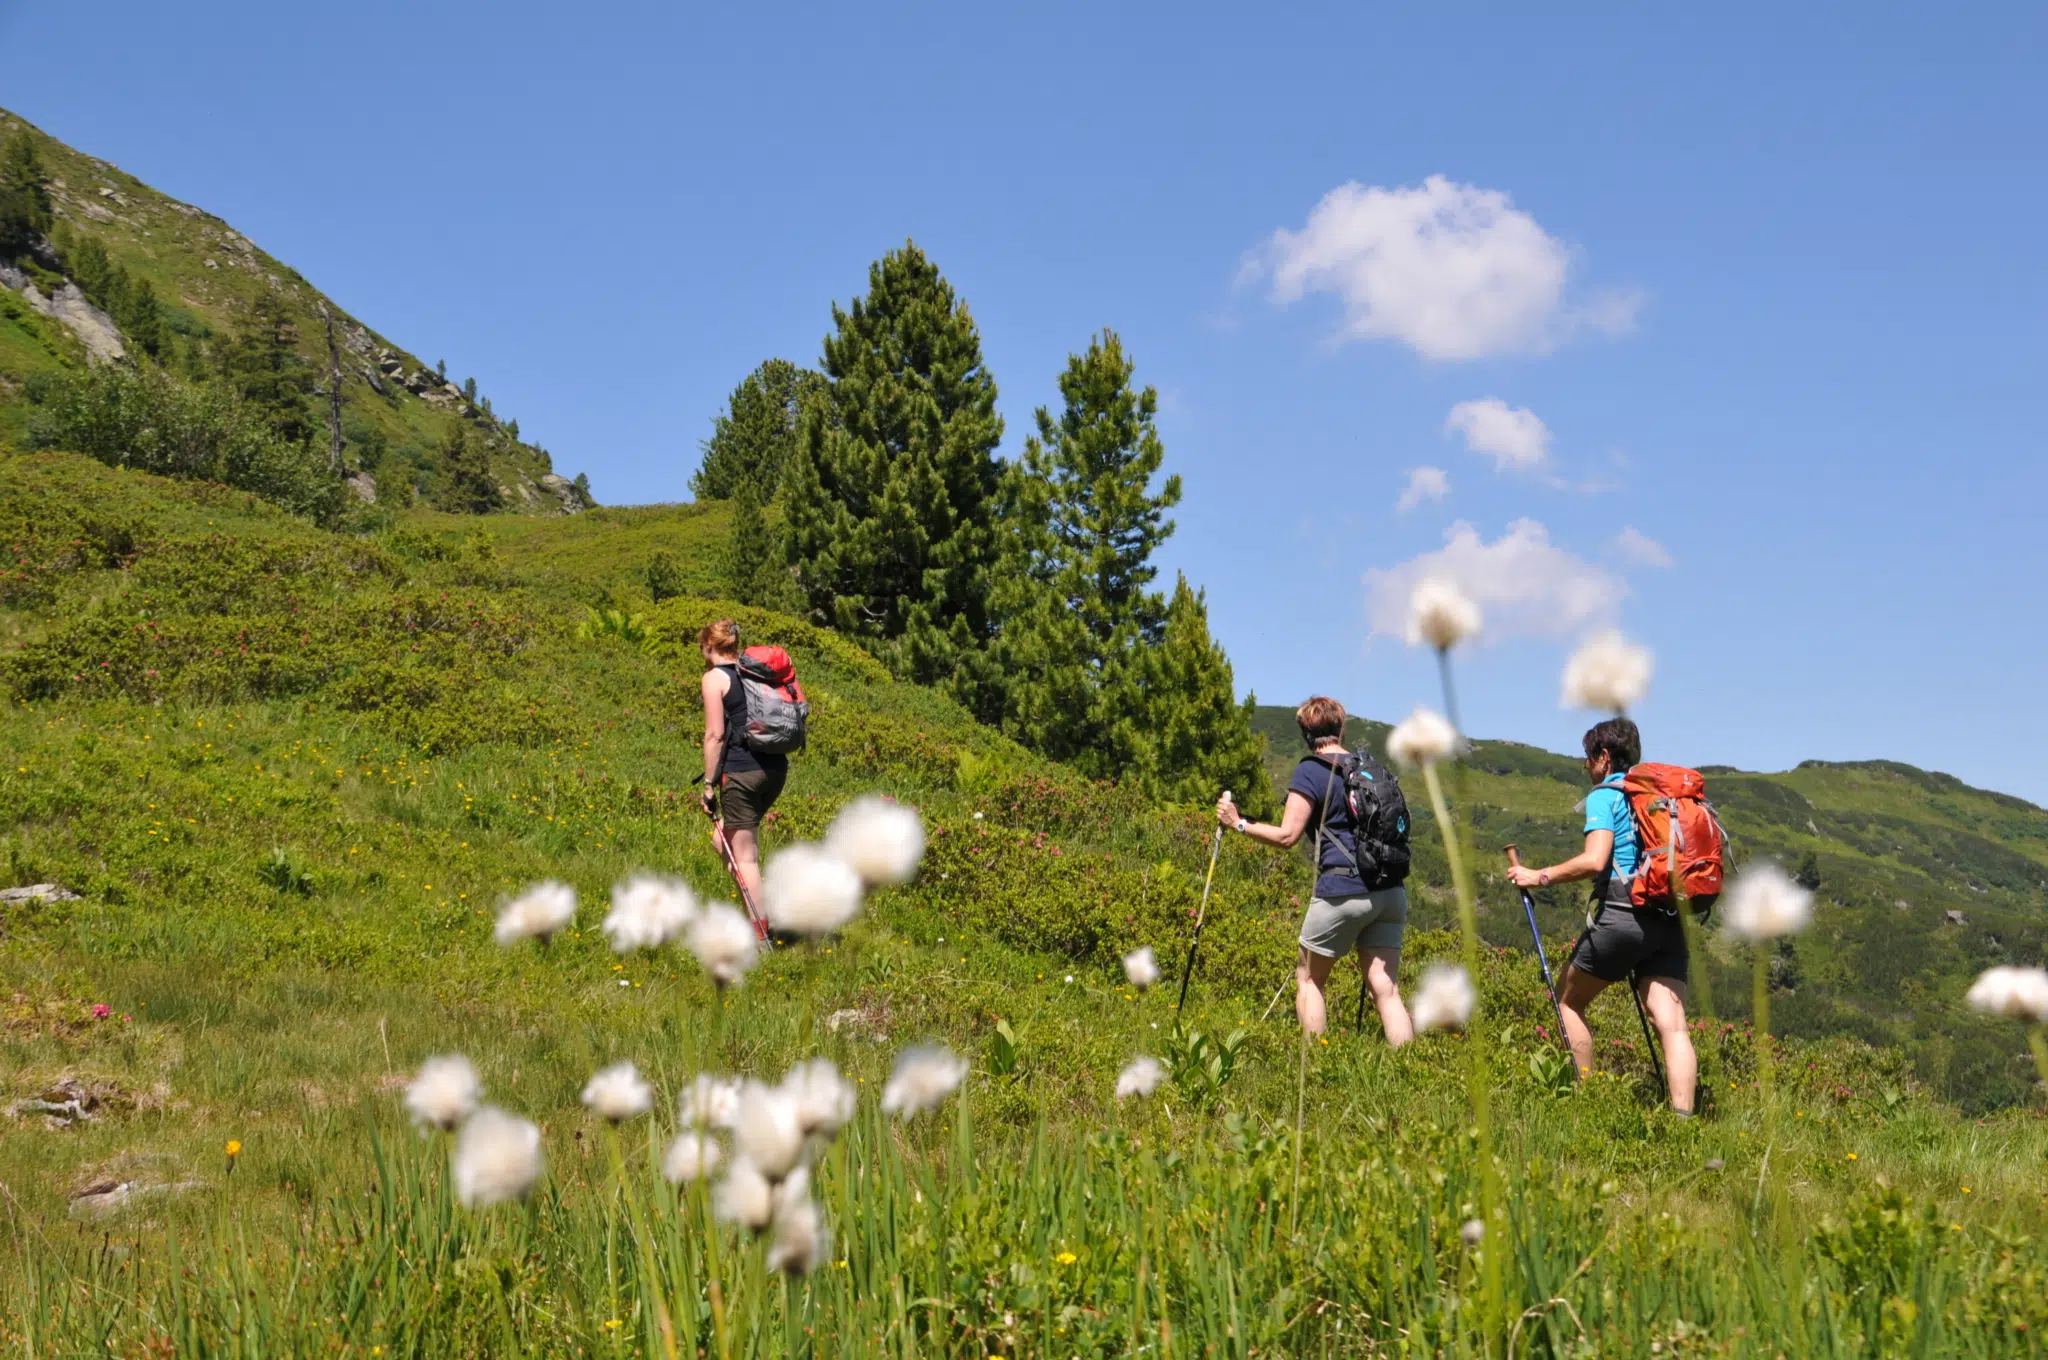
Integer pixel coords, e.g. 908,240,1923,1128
1114,574,1270,811
719,481,794,609
218,292,317,446
692,358,828,501
0,131,52,260
434,419,502,514
783,243,1005,683
122,277,165,358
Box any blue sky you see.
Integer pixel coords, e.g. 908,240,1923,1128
5,1,2044,802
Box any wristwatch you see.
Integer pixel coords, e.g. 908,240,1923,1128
1236,818,1250,834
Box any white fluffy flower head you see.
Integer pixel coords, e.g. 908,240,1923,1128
781,1058,856,1138
451,1106,544,1207
1722,863,1813,943
1386,706,1461,770
404,1054,481,1133
762,843,865,938
689,904,759,988
1407,578,1482,652
603,873,697,952
580,1060,653,1123
1123,946,1161,991
1115,1056,1165,1100
1560,630,1653,713
714,1157,774,1231
493,880,577,945
825,795,927,887
1965,966,2048,1025
662,1131,723,1184
732,1080,806,1181
766,1191,828,1275
1411,962,1477,1034
681,1074,741,1130
881,1044,968,1118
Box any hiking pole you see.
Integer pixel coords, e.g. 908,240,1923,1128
1175,790,1229,1015
694,777,771,945
1503,845,1574,1066
1630,971,1668,1103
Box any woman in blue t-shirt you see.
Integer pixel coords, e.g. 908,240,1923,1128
1506,717,1697,1114
1215,697,1413,1044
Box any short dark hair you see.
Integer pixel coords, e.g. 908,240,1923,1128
1296,696,1346,743
1582,717,1641,771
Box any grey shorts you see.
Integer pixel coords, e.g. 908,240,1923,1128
1569,903,1689,984
1300,886,1409,957
718,764,786,835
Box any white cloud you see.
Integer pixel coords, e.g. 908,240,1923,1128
1445,398,1550,471
1364,519,1627,642
1613,526,1673,568
1248,175,1641,361
1396,465,1450,513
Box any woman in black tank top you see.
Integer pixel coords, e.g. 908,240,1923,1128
699,620,787,926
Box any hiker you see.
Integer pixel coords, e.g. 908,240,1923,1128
698,619,787,911
1215,697,1413,1044
1506,717,1698,1114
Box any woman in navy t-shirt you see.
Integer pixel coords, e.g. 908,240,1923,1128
1216,697,1413,1044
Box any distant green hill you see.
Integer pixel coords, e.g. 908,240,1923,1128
0,106,586,512
1251,704,2048,1112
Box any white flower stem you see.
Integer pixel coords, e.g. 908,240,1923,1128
2030,1027,2048,1100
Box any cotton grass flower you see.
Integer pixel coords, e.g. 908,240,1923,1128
1965,966,2048,1024
880,1044,968,1118
1407,578,1482,651
1560,630,1653,713
661,1131,723,1184
824,795,926,887
732,1080,806,1181
493,880,577,945
1386,706,1461,770
404,1054,481,1133
1460,1218,1486,1247
688,904,759,988
762,843,865,938
681,1075,742,1130
766,1190,828,1275
451,1106,544,1207
602,873,696,952
1123,946,1161,990
1722,863,1814,942
1411,962,1478,1034
580,1061,653,1124
1115,1056,1165,1100
781,1058,856,1138
715,1157,775,1231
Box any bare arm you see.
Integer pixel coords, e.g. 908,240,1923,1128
1509,829,1613,887
700,670,727,791
1216,791,1315,849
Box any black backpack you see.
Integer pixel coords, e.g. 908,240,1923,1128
1309,751,1412,890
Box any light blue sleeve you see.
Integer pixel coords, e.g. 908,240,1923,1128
1583,787,1626,839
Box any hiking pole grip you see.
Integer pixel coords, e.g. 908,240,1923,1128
1503,844,1522,869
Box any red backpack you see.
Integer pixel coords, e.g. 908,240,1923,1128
1620,764,1728,915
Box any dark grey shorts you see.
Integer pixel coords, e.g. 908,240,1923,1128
1570,903,1689,984
719,764,786,835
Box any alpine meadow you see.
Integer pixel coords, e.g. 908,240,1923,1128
5,98,2048,1360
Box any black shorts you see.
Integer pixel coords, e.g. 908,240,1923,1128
719,765,786,835
1570,903,1689,984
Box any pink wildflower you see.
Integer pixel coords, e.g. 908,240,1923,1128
91,1003,111,1020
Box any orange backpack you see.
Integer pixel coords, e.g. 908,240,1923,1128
1620,764,1728,915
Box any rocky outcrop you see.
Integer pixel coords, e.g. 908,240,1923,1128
346,472,377,504
0,266,126,364
537,474,587,515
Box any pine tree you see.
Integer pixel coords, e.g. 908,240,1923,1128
121,277,165,358
0,131,53,260
218,292,317,445
692,358,829,501
783,243,1005,683
434,419,502,514
980,331,1184,751
1114,574,1270,812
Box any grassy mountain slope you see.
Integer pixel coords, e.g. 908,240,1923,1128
1249,706,2048,1112
0,106,585,512
3,454,2046,1352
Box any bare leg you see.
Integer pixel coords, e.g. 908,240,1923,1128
1638,976,1697,1113
1359,947,1412,1047
1295,947,1339,1034
1557,965,1610,1080
726,826,765,910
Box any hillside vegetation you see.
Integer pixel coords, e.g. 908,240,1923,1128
3,453,2047,1355
0,107,587,514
